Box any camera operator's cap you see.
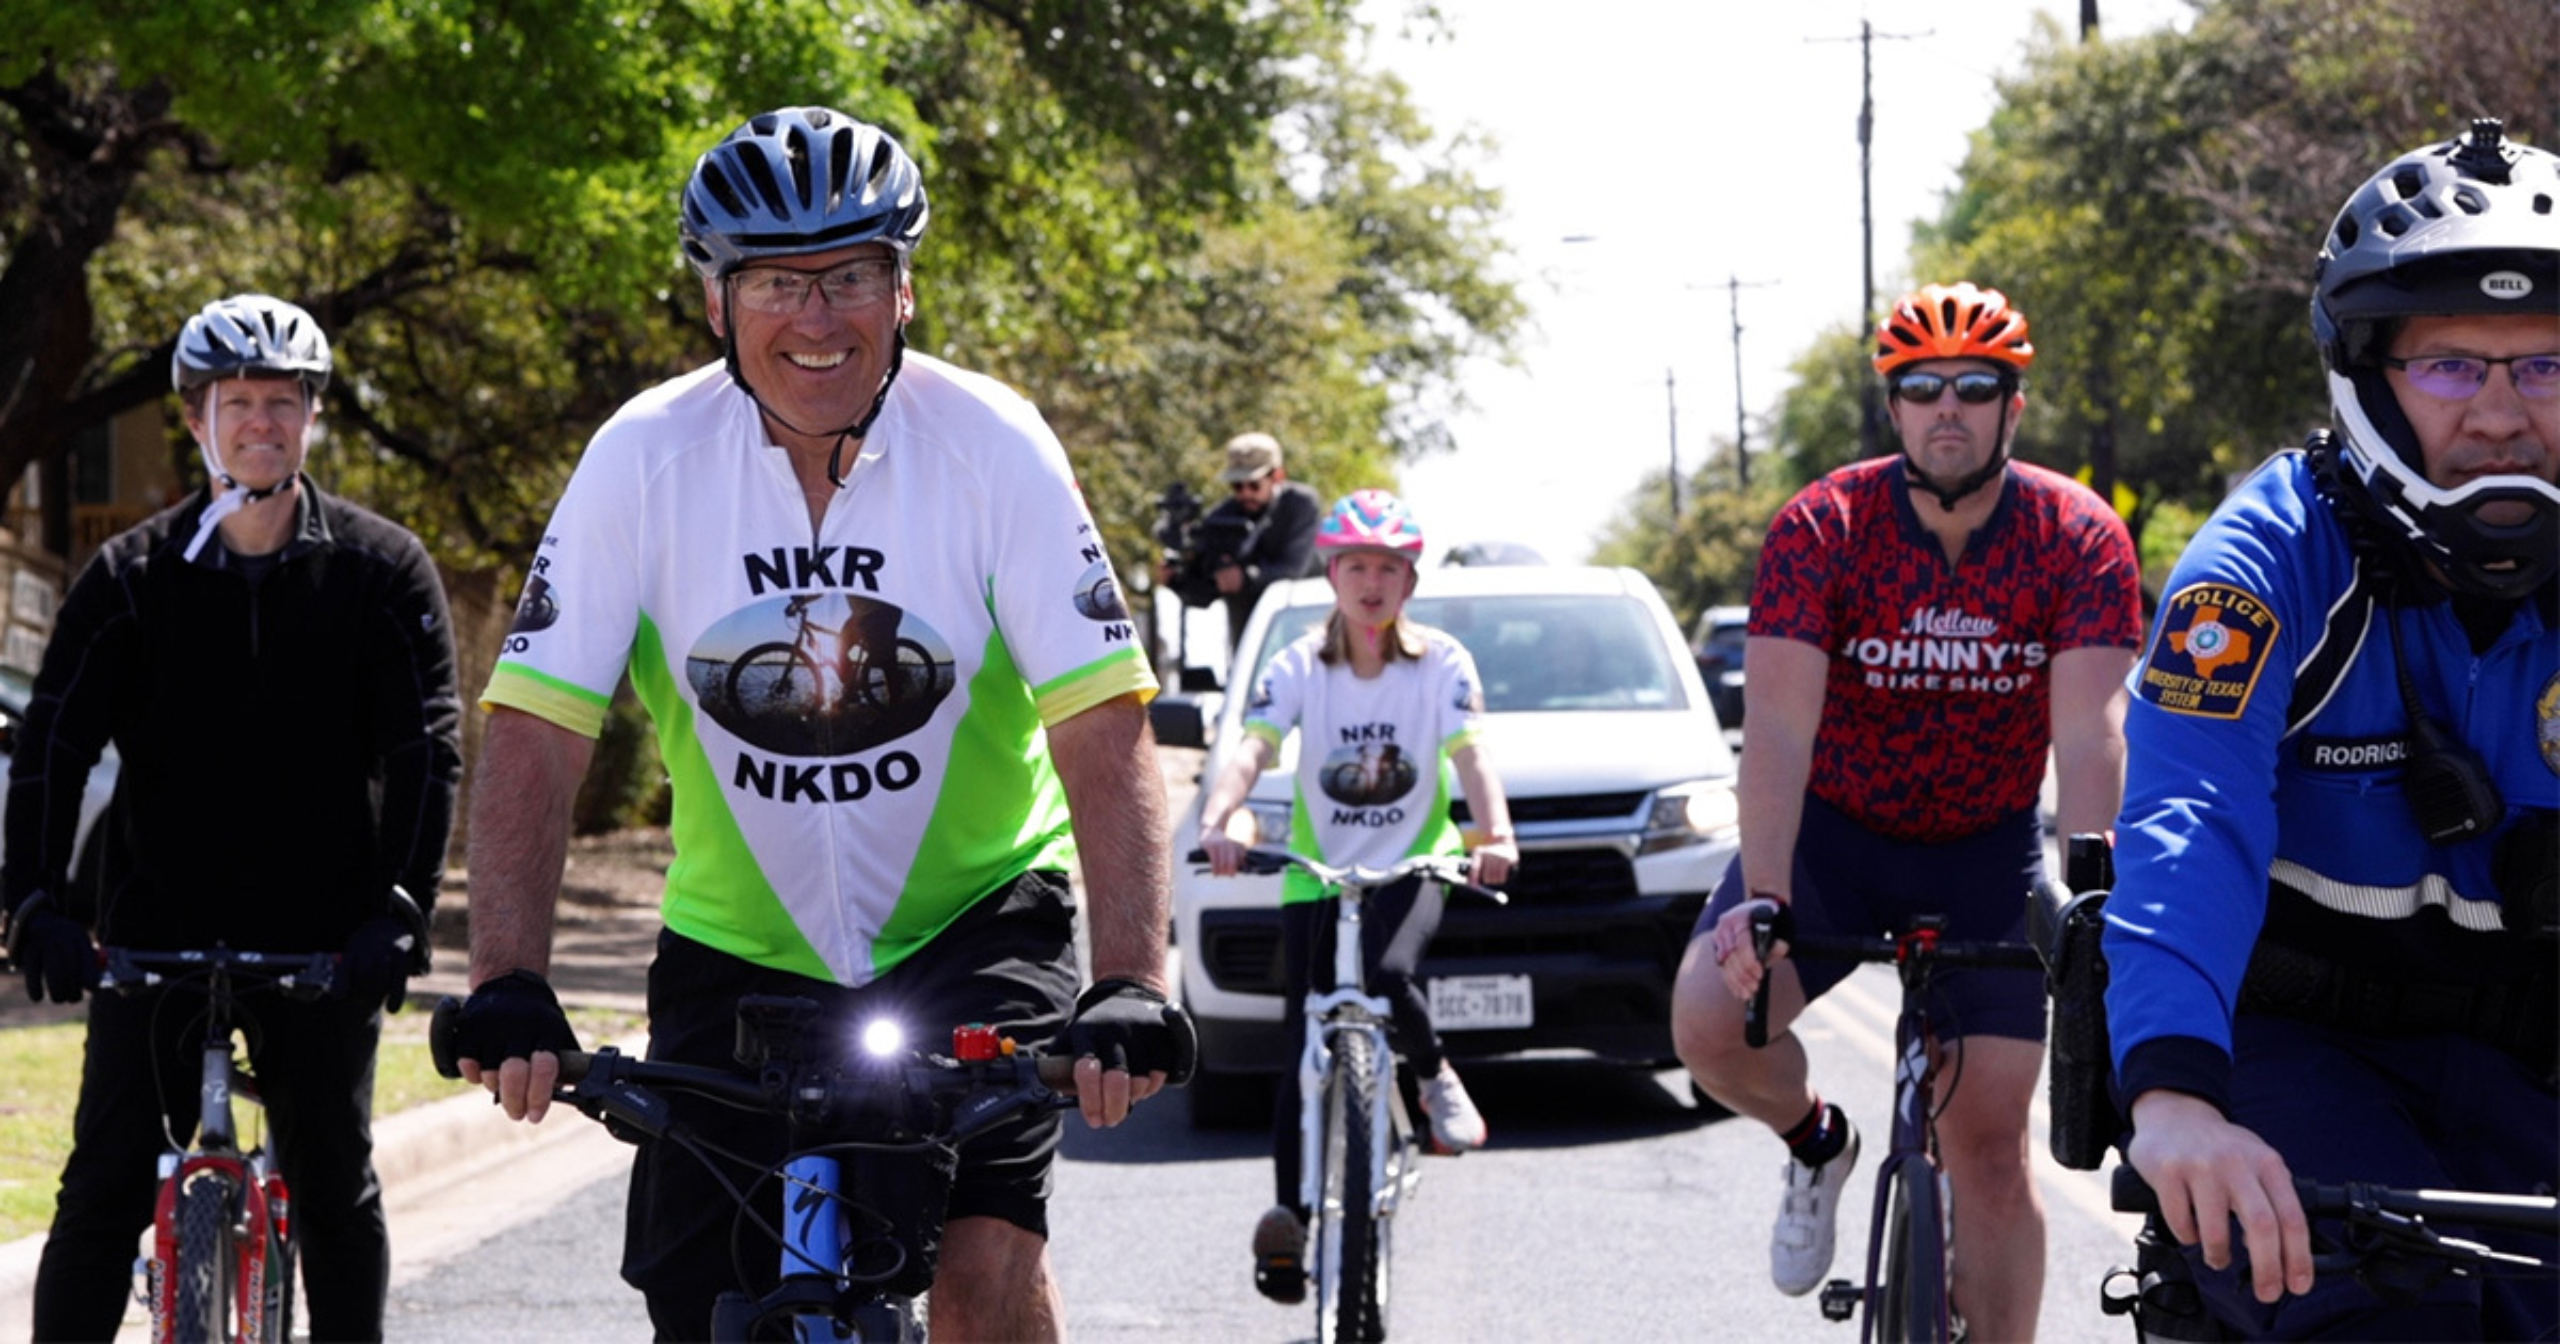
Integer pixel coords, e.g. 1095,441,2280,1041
1220,432,1283,483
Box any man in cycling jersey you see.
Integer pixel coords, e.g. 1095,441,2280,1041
446,107,1195,1341
2103,119,2558,1340
2,294,462,1342
1671,282,2142,1340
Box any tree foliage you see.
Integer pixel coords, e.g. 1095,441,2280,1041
1606,0,2555,616
2,0,1518,579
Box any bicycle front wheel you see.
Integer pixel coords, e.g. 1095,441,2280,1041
1316,1030,1385,1344
172,1171,238,1344
1874,1161,1952,1343
726,642,823,717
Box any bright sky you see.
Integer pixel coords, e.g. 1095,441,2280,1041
1374,0,2198,562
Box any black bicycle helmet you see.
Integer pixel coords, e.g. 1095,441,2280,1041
679,107,930,279
2312,118,2560,599
171,294,332,398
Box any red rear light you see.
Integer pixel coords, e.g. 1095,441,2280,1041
952,1023,1000,1062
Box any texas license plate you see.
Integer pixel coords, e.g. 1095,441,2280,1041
1428,974,1533,1030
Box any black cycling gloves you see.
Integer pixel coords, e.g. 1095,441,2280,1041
450,969,582,1066
7,893,94,1004
1063,977,1198,1084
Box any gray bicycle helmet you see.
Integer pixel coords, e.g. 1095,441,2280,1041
679,107,929,279
2312,119,2560,599
171,294,332,398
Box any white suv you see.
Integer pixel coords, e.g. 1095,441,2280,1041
1152,565,1740,1125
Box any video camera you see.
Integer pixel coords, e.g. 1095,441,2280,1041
1157,481,1251,609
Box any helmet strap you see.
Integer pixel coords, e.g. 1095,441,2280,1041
715,277,912,489
1904,401,2012,512
182,398,296,562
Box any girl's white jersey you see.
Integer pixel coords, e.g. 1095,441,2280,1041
1242,626,1487,904
483,354,1152,985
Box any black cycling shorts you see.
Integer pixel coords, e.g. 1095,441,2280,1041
620,869,1080,1331
1693,795,2048,1042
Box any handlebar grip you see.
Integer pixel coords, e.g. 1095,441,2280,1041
429,993,595,1083
1742,907,1780,1049
429,995,464,1079
1184,848,1209,864
2110,1164,2160,1216
1036,1054,1078,1094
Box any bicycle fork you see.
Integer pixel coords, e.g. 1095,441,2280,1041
1295,1002,1406,1222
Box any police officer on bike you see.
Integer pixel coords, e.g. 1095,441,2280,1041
2103,119,2559,1339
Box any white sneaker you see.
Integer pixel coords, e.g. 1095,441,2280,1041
1770,1116,1860,1297
1418,1062,1488,1153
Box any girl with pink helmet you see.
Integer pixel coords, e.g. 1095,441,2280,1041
1195,488,1518,1306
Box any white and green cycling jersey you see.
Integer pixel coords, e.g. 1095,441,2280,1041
483,353,1154,986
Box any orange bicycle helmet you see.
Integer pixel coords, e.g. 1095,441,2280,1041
1873,283,2035,375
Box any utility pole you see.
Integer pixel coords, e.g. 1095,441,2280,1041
1816,21,1927,459
1726,275,1778,488
1665,366,1680,520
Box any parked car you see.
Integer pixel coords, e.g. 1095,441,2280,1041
0,665,119,910
1154,565,1741,1126
1690,604,1748,737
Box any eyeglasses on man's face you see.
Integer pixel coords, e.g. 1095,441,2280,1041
1888,370,2013,406
729,259,902,316
2381,353,2560,402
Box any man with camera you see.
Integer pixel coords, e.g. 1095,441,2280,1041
1159,432,1323,647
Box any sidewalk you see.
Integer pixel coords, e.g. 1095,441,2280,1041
0,829,670,1339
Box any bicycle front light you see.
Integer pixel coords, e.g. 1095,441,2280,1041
1640,779,1740,854
858,1019,906,1060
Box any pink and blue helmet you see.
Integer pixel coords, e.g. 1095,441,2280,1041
1316,489,1425,560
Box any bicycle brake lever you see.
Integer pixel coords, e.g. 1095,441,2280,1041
574,1080,677,1145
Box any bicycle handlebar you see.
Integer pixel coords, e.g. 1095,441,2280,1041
1741,907,2044,1049
96,945,341,1001
2109,1163,2560,1236
425,996,1076,1149
1182,846,1508,905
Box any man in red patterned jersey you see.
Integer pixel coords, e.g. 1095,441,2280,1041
1670,283,2142,1338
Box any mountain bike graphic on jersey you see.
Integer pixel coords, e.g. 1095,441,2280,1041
725,594,934,719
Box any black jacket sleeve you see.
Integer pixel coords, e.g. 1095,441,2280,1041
364,531,463,913
2,553,136,914
1242,484,1322,586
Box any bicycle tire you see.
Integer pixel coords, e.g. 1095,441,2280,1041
1874,1161,1952,1344
727,642,824,717
172,1171,236,1344
1317,1030,1385,1344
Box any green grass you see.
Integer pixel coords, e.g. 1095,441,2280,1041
0,1007,644,1244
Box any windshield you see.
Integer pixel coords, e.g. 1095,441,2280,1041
1245,593,1689,714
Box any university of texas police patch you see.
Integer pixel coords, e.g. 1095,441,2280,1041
2138,581,2280,719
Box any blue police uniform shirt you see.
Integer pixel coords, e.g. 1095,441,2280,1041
2102,449,2560,1108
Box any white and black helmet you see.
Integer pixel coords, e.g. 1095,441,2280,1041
679,107,929,279
2313,118,2560,599
171,294,332,398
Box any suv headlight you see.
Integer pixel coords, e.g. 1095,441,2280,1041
1640,779,1739,854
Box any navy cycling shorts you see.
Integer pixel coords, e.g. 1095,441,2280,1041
1693,794,2048,1042
620,869,1080,1331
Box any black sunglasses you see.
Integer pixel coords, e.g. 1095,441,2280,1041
1890,371,2012,405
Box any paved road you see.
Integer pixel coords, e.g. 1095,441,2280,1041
385,964,2146,1342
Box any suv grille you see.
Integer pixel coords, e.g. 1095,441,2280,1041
1501,846,1638,906
1452,792,1646,825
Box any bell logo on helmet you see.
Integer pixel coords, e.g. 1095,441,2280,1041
2481,271,2533,300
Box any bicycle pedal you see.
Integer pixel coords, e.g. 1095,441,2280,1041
1816,1279,1861,1322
